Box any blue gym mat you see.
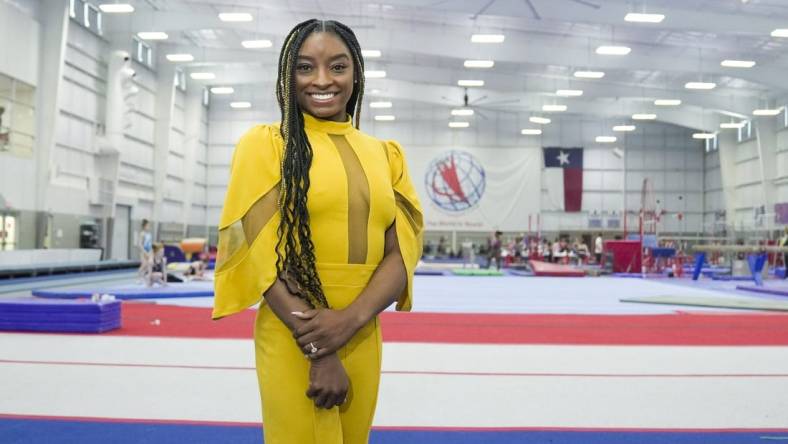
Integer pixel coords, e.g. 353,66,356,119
0,298,121,333
0,418,782,444
32,282,214,300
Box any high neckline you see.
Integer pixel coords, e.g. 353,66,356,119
302,113,354,135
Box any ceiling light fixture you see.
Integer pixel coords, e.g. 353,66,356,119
137,32,168,40
219,12,253,22
166,54,194,62
449,121,470,128
556,89,583,97
190,72,215,80
530,116,551,124
720,122,746,129
242,40,272,49
771,29,788,38
574,70,605,79
365,70,386,78
230,101,251,109
613,125,636,132
471,34,505,43
753,108,783,116
654,99,682,106
458,80,484,87
692,133,716,139
210,87,234,94
99,3,134,13
685,82,716,90
721,59,756,68
370,101,392,108
596,46,631,55
451,109,474,116
632,113,657,120
624,12,665,23
375,115,396,121
464,60,495,68
362,49,382,58
521,129,542,135
542,104,567,112
595,136,617,143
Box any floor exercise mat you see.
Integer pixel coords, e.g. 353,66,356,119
451,268,505,276
737,283,788,297
32,281,214,300
0,298,121,333
620,295,788,312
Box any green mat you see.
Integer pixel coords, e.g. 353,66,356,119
451,268,505,276
620,295,788,312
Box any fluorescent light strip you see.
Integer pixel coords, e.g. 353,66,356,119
542,104,567,112
242,40,272,49
721,59,756,68
521,129,542,135
556,89,583,97
693,133,715,140
365,70,386,78
530,116,551,124
632,113,657,120
210,87,234,94
166,54,194,62
137,32,168,40
375,115,396,121
458,80,484,87
654,99,681,106
471,34,505,43
451,109,474,116
449,121,470,128
613,125,636,132
753,108,782,116
685,82,716,90
464,60,495,68
771,29,788,38
720,122,746,129
624,12,665,23
362,49,382,58
99,3,134,13
369,101,392,109
596,46,631,55
219,12,253,22
574,70,605,79
230,101,251,109
190,72,215,80
596,136,617,143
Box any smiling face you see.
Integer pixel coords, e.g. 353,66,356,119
294,32,355,122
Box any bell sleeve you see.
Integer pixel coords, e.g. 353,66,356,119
212,125,283,320
385,140,424,312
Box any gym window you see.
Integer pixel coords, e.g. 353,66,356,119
0,73,36,157
134,37,153,68
69,0,103,36
737,120,753,143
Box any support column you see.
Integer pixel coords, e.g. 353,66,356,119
34,0,69,247
716,130,738,237
151,56,176,238
181,87,203,237
754,117,778,233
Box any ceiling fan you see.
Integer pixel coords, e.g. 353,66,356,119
441,88,520,120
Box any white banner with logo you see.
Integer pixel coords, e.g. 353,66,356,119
402,146,542,232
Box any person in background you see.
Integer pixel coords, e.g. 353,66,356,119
146,242,167,287
594,232,604,264
780,227,788,279
137,219,153,281
574,237,590,265
487,231,503,269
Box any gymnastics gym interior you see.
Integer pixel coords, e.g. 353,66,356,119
2,1,788,443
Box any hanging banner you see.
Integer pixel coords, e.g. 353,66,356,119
403,146,541,232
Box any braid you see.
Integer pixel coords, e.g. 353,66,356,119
273,19,366,308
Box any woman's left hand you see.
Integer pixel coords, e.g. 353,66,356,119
292,309,362,360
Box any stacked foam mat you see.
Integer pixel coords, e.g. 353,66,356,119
0,298,121,333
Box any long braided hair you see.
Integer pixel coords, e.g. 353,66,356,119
275,19,365,308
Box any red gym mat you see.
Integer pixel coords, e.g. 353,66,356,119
530,260,586,277
93,302,788,346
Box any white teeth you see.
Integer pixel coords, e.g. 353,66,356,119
310,93,336,100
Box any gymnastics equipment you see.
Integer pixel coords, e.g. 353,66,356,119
529,260,585,277
180,237,207,260
621,295,788,312
0,298,121,333
690,244,788,286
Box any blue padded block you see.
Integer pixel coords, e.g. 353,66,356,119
33,282,214,300
0,298,121,333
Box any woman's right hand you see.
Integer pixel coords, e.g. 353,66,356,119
306,353,349,409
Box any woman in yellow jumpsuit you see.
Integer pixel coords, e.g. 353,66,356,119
212,19,423,444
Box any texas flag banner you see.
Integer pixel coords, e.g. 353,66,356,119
543,147,583,212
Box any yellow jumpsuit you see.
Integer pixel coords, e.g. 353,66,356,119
212,114,423,444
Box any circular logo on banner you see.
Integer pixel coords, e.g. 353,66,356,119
424,150,486,212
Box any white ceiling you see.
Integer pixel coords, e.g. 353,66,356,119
102,0,788,131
